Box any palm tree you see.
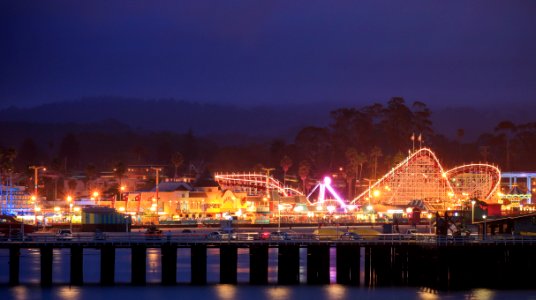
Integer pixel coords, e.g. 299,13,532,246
456,128,465,160
171,152,184,179
280,155,293,187
391,151,405,168
68,179,78,196
369,146,383,179
479,146,490,162
298,160,311,194
495,121,517,170
113,162,127,203
0,148,17,188
356,152,367,180
85,164,97,193
345,148,361,198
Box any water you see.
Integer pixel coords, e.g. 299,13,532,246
0,249,534,300
1,285,535,300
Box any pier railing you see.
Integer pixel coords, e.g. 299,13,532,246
2,232,536,246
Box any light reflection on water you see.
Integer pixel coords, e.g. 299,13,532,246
54,249,70,283
147,248,161,283
1,285,532,300
215,284,237,300
265,286,291,300
177,248,190,283
19,248,40,284
323,284,347,300
116,248,131,283
57,286,81,300
83,248,99,283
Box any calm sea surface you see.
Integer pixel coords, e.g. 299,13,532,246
0,248,534,300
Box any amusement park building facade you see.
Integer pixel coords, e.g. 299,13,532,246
4,148,534,224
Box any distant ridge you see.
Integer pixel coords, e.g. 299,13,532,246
0,97,331,141
1,97,534,142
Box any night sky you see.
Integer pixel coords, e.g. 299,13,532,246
1,1,535,109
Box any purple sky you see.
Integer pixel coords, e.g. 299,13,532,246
1,1,535,108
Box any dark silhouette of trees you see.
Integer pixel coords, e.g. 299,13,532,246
183,129,198,167
171,151,184,178
58,133,80,172
280,155,293,187
344,148,362,199
85,163,98,193
495,121,517,170
295,127,331,175
298,160,311,193
381,97,415,152
412,101,433,139
131,145,148,163
17,138,40,170
369,146,383,179
3,97,536,188
0,147,17,186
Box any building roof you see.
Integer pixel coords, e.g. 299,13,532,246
151,182,193,192
507,185,526,195
189,192,208,198
193,170,220,188
82,207,119,213
474,212,536,224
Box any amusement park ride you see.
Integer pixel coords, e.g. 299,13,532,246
215,148,502,214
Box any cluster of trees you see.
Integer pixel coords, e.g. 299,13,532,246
2,97,536,199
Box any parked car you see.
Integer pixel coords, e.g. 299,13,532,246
339,232,363,240
94,229,106,241
56,229,73,241
270,231,291,240
206,231,223,240
256,231,271,240
404,228,418,240
144,225,163,240
206,230,237,240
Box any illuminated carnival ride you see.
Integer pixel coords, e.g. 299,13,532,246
215,148,501,214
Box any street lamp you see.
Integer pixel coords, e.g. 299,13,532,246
428,213,433,234
35,205,41,230
29,165,46,215
151,167,162,218
278,203,282,232
93,191,100,206
66,195,73,231
482,215,487,240
366,204,374,225
31,195,38,225
471,200,476,223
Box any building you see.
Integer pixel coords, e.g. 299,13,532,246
121,172,246,223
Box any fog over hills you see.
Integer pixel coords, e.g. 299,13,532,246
0,97,534,143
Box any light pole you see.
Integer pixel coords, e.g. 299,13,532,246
428,213,433,234
67,195,73,231
35,205,41,230
278,202,281,232
124,215,130,233
482,215,487,240
151,167,162,219
29,165,46,218
93,191,100,206
31,195,37,225
471,200,476,224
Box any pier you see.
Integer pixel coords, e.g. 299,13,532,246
1,237,535,290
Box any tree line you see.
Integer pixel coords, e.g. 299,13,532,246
2,97,536,199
